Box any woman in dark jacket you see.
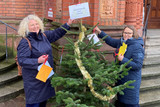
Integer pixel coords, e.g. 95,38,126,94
95,25,144,107
17,14,73,107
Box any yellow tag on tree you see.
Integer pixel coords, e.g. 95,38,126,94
118,42,127,56
36,64,53,82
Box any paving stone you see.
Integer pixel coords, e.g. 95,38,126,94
0,103,5,107
4,100,17,107
0,93,55,107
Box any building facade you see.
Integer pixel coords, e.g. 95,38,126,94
0,0,144,30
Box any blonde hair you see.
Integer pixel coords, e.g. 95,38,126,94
18,14,44,37
122,25,139,39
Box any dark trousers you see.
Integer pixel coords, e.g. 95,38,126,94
26,101,47,107
115,100,140,107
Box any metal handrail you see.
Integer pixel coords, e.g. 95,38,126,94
142,0,151,48
0,20,17,60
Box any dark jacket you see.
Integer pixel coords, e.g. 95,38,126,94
98,31,144,104
17,23,70,104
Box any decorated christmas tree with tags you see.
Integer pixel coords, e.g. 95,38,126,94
51,20,135,107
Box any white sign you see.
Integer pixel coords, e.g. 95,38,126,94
48,11,53,17
69,2,90,19
87,33,102,46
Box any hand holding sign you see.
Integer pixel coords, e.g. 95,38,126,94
38,54,48,64
36,55,54,82
118,42,127,56
116,43,127,61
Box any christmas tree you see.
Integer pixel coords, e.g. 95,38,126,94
51,20,135,107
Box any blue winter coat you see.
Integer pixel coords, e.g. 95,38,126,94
98,31,144,104
17,23,70,104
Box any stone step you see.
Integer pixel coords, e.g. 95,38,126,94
141,104,160,107
0,58,16,66
146,35,160,39
147,29,160,37
0,59,17,74
139,88,160,107
145,44,160,58
0,80,24,103
142,65,160,78
144,29,160,58
0,67,21,87
0,53,5,60
140,76,160,91
0,54,24,103
143,57,160,67
144,54,160,59
140,65,160,107
145,38,160,46
145,46,160,55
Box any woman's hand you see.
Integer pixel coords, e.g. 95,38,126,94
38,55,48,63
118,54,124,61
67,18,74,26
94,26,101,34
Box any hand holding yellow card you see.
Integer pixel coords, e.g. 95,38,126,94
36,64,53,82
118,42,127,56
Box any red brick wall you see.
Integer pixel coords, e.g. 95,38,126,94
0,0,45,19
44,0,126,26
0,0,144,28
0,0,47,35
125,0,144,29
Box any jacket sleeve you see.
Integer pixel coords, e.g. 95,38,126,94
43,23,70,43
17,39,38,70
120,45,144,70
98,31,121,48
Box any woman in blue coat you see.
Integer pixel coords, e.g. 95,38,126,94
95,25,144,107
17,14,73,107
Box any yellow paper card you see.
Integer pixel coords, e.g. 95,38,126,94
118,42,127,56
36,64,53,82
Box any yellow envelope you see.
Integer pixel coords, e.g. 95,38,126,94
36,64,53,82
118,42,127,56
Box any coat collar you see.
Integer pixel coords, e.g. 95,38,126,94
28,30,43,41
